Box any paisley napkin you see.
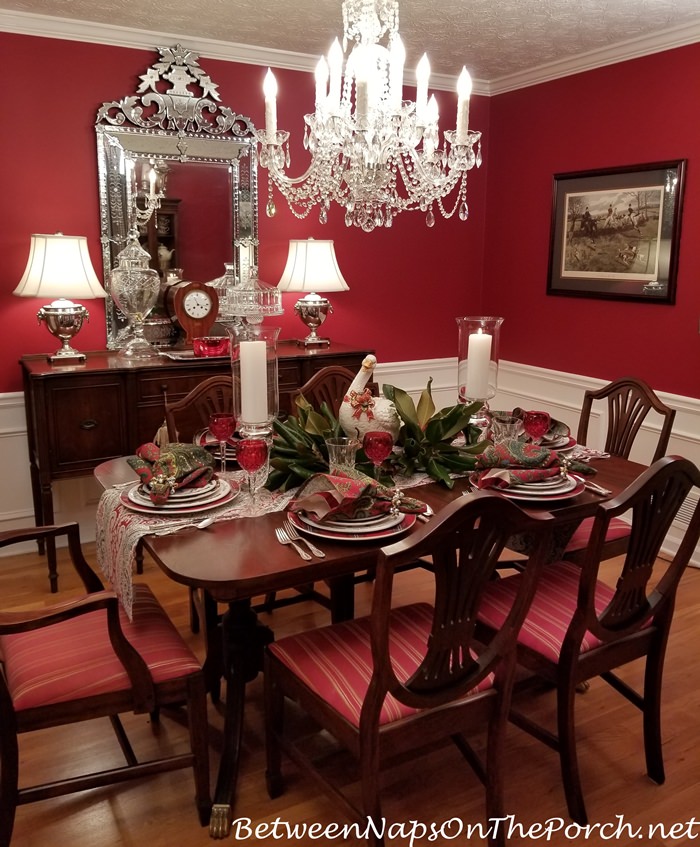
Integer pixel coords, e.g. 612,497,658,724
288,469,427,521
126,442,215,505
474,441,592,489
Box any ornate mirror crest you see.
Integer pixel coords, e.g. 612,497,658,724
96,44,259,348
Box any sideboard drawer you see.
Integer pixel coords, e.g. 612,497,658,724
45,377,129,474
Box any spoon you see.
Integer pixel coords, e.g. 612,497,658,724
153,516,215,536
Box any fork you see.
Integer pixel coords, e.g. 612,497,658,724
283,520,326,557
275,527,312,560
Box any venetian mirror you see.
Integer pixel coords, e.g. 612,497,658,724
96,44,259,348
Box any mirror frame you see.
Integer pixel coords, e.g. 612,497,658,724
95,44,259,348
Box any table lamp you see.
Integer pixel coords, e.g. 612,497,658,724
276,238,349,346
13,233,107,362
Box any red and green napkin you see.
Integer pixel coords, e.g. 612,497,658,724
474,441,591,489
127,442,215,504
289,469,427,522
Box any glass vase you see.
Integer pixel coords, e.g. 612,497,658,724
456,316,504,427
228,324,280,436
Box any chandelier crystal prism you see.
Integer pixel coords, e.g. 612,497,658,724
256,0,482,231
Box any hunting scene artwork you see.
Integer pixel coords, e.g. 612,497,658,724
547,161,685,304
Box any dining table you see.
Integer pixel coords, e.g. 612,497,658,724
94,452,647,839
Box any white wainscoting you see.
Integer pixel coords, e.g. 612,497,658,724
3,359,699,565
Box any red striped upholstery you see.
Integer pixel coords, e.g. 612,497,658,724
564,516,630,554
0,584,201,711
269,602,494,727
478,560,648,664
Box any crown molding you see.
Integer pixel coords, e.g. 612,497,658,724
1,8,699,97
489,18,700,94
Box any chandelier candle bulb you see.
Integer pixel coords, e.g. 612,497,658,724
465,329,492,400
389,36,405,109
328,39,343,112
240,340,268,423
416,54,430,124
456,67,472,145
315,58,329,110
263,69,278,138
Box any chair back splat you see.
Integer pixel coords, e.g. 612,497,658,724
163,375,233,444
576,376,675,463
565,376,676,565
264,492,555,847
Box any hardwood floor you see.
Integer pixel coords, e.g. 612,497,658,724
3,543,700,846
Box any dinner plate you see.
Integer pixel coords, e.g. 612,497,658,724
128,478,230,509
497,476,585,503
510,476,578,494
297,510,405,534
553,437,578,453
540,435,571,450
288,510,416,542
142,478,219,501
121,479,239,515
471,471,577,496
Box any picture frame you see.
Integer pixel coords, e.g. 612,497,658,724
547,160,686,304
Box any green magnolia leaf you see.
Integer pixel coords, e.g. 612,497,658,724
416,377,435,428
304,409,334,436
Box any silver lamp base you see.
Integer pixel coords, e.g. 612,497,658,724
293,293,333,346
37,300,89,363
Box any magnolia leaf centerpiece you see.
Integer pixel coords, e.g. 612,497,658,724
266,379,487,491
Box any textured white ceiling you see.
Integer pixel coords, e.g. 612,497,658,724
2,0,700,87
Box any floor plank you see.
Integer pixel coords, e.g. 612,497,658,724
3,544,700,846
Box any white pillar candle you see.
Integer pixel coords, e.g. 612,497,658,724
465,329,492,399
455,67,472,145
240,340,268,422
263,69,278,138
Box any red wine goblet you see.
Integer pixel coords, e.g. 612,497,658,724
208,413,236,474
522,411,551,445
237,437,270,507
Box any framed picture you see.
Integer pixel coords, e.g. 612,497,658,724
547,160,686,304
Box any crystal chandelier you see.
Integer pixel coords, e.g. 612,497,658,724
256,0,482,231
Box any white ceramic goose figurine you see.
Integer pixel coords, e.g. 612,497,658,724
338,355,401,442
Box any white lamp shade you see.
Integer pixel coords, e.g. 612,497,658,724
277,238,349,293
13,233,107,300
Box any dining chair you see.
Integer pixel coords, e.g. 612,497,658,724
262,365,356,616
0,523,211,845
477,455,700,825
563,376,676,564
288,364,355,416
162,374,234,444
264,492,555,847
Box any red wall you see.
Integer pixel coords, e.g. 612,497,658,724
1,32,698,399
482,43,700,397
0,33,486,392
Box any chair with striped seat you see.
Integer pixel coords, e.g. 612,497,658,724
0,523,211,845
264,492,555,847
564,376,676,564
477,456,700,825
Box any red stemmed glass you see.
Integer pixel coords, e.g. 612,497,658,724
237,437,270,506
522,411,551,445
208,413,236,474
362,430,394,472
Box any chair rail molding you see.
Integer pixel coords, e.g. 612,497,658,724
3,361,700,564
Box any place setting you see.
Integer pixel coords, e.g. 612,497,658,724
282,431,428,547
120,441,240,516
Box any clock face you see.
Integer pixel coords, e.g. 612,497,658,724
183,290,213,318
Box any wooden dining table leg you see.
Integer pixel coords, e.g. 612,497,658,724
209,599,273,839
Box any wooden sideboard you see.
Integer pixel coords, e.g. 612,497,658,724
20,342,371,534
